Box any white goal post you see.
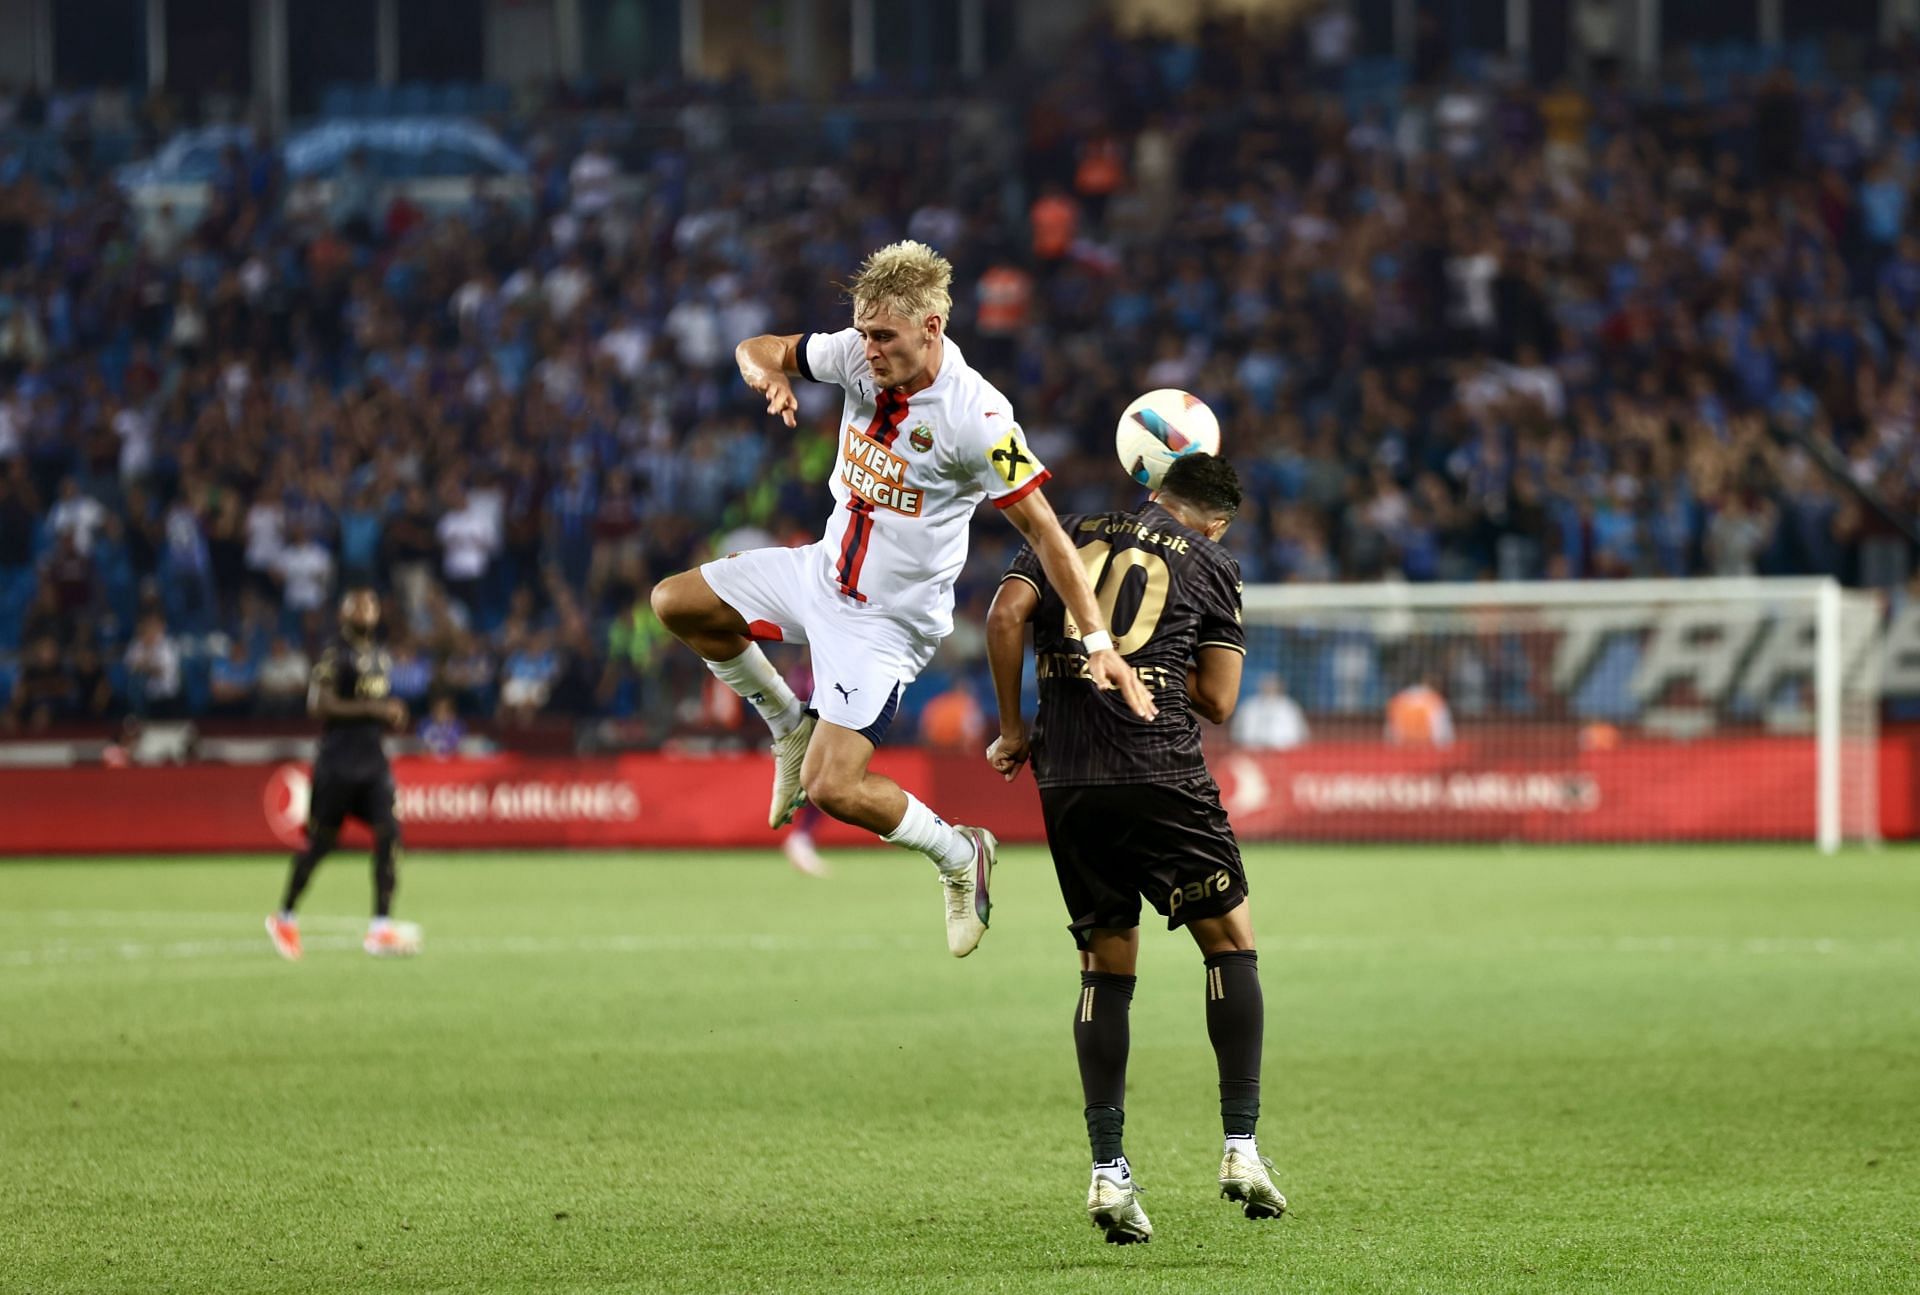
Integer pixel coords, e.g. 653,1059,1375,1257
1230,577,1883,852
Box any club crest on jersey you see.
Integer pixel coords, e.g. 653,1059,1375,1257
909,424,933,453
841,425,924,516
987,427,1038,487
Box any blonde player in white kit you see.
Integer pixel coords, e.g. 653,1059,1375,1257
652,242,1155,957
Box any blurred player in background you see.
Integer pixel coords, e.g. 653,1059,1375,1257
985,454,1286,1244
783,804,830,877
652,240,1153,957
265,588,417,960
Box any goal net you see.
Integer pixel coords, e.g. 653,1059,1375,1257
1230,578,1883,851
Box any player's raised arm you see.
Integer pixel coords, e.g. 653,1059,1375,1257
1000,490,1157,721
735,332,805,427
984,571,1041,780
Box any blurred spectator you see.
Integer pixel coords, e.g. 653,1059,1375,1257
331,147,377,242
0,463,40,578
384,484,440,619
441,630,497,716
499,630,560,726
256,637,311,718
68,640,113,725
42,534,96,628
437,483,497,622
568,138,619,217
1307,2,1356,88
5,635,72,733
124,613,183,719
1030,184,1078,262
49,478,106,556
275,525,335,626
919,681,987,753
600,584,669,717
1386,678,1455,749
1705,493,1780,577
587,469,643,610
387,632,434,709
1232,675,1310,750
161,493,219,635
419,694,466,758
338,484,387,588
207,638,260,718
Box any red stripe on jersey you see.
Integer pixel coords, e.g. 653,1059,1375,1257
747,620,785,642
863,386,911,445
835,388,912,599
835,503,873,602
991,468,1052,509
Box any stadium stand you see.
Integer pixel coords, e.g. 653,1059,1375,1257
4,16,1920,744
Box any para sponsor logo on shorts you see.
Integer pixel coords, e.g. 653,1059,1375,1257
841,426,924,516
1167,868,1234,915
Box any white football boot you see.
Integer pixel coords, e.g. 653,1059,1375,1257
1087,1160,1152,1245
767,713,816,829
364,920,423,958
1218,1144,1287,1220
942,826,997,957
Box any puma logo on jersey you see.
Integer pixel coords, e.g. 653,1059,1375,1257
832,683,858,702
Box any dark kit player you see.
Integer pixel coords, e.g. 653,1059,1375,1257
266,588,419,959
984,453,1285,1244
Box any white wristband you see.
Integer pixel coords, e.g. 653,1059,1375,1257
1082,630,1114,655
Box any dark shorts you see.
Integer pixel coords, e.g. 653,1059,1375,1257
309,765,399,838
1039,774,1247,947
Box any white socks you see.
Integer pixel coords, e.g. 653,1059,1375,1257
1225,1135,1259,1159
884,792,975,875
707,645,804,738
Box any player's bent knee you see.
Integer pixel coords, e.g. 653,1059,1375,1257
1187,903,1256,956
802,769,859,820
649,572,702,631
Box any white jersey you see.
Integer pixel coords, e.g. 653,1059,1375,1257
795,327,1048,641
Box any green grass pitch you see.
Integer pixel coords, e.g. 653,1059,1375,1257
3,844,1918,1294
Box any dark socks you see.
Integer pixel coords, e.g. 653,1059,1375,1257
1204,950,1263,1138
1075,971,1136,1162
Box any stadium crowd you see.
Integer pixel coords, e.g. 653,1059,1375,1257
5,14,1920,738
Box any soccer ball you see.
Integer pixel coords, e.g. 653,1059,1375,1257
1115,389,1221,490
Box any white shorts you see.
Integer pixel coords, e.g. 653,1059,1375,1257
700,544,937,742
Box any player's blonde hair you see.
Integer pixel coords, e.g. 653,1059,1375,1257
850,240,953,328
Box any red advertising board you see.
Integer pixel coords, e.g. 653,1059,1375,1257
0,752,1045,854
0,737,1905,854
1209,739,1820,842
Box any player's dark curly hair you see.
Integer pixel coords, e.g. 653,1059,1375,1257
1160,453,1241,521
